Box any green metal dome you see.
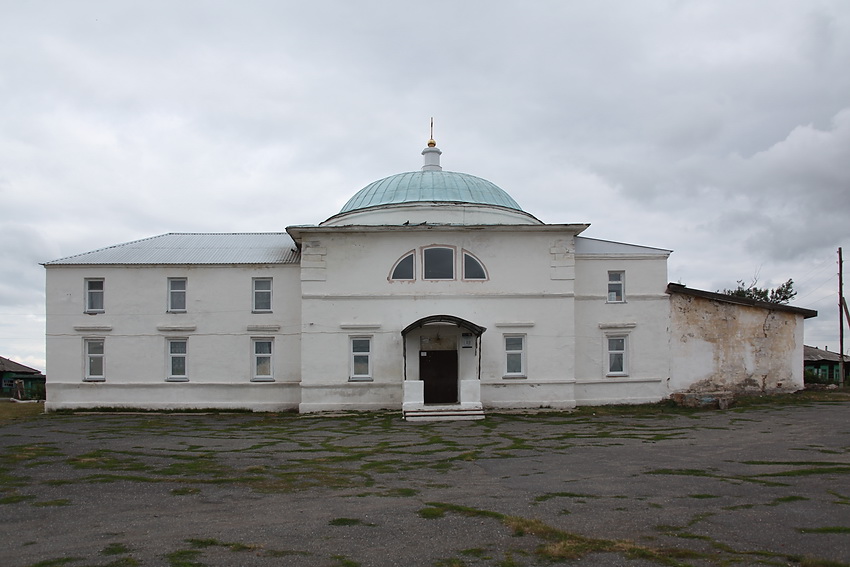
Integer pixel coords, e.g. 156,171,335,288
340,170,523,213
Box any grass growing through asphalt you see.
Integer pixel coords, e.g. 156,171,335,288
2,394,849,566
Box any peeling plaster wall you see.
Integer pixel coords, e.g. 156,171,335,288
669,294,805,395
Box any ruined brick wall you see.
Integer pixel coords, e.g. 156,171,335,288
668,293,804,394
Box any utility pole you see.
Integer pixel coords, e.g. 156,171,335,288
840,247,845,387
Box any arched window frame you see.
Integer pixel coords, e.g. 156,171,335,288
462,250,488,281
389,250,416,281
422,245,457,281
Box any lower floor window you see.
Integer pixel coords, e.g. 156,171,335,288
168,339,188,380
606,335,628,376
253,338,274,381
504,334,526,377
350,337,372,381
85,338,105,380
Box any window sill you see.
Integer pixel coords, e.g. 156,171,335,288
251,377,275,383
348,377,373,382
166,378,189,382
83,378,105,382
167,310,187,314
606,373,629,378
252,310,273,314
502,375,527,380
84,310,105,315
605,301,627,305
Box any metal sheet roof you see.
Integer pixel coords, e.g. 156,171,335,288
44,233,300,265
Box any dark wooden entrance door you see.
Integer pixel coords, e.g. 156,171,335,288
420,350,458,404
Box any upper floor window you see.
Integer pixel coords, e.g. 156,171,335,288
168,278,187,312
253,278,272,312
463,252,487,280
85,279,104,313
389,247,489,282
84,338,105,380
608,271,625,303
423,247,454,280
390,252,415,280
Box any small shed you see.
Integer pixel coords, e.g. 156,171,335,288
804,345,847,385
0,356,46,400
667,283,818,396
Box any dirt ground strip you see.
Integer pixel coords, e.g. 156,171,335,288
1,401,849,567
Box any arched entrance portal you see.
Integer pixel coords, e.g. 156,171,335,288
401,316,486,420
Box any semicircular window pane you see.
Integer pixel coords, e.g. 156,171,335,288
463,253,486,279
391,253,414,280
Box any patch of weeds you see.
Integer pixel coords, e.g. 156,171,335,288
459,548,488,558
328,517,376,527
165,548,205,567
534,491,597,502
0,491,36,504
829,491,850,506
101,543,131,555
68,450,149,472
265,549,312,557
99,559,140,567
1,443,62,465
156,454,227,477
33,499,71,507
496,552,522,567
688,494,720,499
386,487,418,497
185,538,257,551
423,502,718,565
646,467,789,487
767,495,809,506
330,555,361,567
435,559,466,567
798,526,850,534
42,479,73,486
648,502,663,509
419,506,446,519
723,503,756,510
171,486,201,495
741,460,850,478
27,559,83,567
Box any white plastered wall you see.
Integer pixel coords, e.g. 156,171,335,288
573,250,672,405
45,263,302,411
297,227,581,411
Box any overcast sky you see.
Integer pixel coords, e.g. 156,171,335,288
2,1,848,372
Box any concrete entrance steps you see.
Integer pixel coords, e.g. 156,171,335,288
402,405,485,421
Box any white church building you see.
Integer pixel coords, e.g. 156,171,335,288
43,139,816,418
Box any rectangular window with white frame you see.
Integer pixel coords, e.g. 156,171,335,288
252,338,274,381
167,339,188,381
606,334,628,376
85,279,104,313
84,338,105,381
607,271,625,302
168,278,187,312
504,334,526,378
350,336,372,381
253,278,273,312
